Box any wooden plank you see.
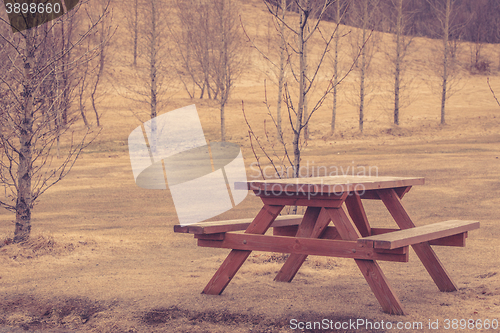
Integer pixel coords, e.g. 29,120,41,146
356,259,406,315
202,204,284,295
325,207,406,315
294,207,323,237
371,227,401,235
358,190,381,200
428,232,467,247
395,186,412,198
374,247,408,255
319,225,342,240
358,186,412,200
377,188,458,292
174,214,303,234
274,225,299,237
255,191,347,200
236,176,425,194
275,224,374,239
274,225,342,241
195,233,225,240
345,194,371,237
273,226,406,254
197,234,408,262
358,220,479,249
275,207,331,282
325,207,362,241
259,192,347,208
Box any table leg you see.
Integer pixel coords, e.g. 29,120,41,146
274,207,330,282
377,189,458,292
345,194,371,237
202,204,284,295
326,207,406,315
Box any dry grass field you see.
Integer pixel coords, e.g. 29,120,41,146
1,0,500,332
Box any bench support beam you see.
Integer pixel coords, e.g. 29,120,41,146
378,189,458,292
202,204,284,295
274,207,330,282
326,207,406,315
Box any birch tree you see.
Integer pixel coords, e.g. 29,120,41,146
119,0,173,135
348,0,379,132
124,0,140,66
386,0,414,126
211,0,243,142
259,0,356,178
330,0,350,133
428,0,463,125
0,0,109,242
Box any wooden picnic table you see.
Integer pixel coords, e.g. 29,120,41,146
174,176,479,315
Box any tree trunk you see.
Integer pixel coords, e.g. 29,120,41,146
220,101,226,141
331,0,340,133
133,0,138,66
149,0,158,153
91,16,107,127
276,0,287,142
302,26,309,143
359,0,368,133
14,30,35,243
394,0,402,126
293,2,308,179
441,0,450,125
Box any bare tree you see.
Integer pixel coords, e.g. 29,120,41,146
243,0,290,142
428,0,463,125
255,0,357,180
385,0,415,126
79,0,115,127
275,0,289,142
174,0,214,99
0,1,109,242
117,0,174,137
330,0,351,133
211,0,244,142
174,0,243,141
347,0,379,132
123,0,140,65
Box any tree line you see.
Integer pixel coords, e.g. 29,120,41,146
283,0,500,44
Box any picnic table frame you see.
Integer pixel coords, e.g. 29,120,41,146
175,176,479,315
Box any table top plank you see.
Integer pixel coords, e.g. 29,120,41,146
235,176,424,194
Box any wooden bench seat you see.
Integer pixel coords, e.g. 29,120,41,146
174,215,304,234
358,220,480,250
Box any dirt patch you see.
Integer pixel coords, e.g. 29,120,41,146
0,234,95,261
0,295,386,333
141,306,191,325
141,306,383,333
0,295,104,331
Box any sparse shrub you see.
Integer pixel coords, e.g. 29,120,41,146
470,59,491,74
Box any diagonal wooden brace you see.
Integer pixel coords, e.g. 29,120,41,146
202,204,284,295
326,206,406,315
377,188,458,292
274,207,331,282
